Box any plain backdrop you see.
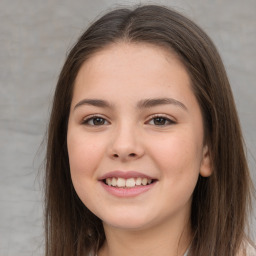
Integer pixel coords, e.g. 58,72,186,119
0,0,255,255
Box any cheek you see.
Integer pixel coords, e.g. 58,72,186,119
67,131,104,184
67,132,106,210
149,130,202,180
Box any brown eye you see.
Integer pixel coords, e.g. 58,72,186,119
147,116,175,126
93,117,105,125
153,117,168,125
82,116,109,126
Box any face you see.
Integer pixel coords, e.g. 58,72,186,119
67,42,211,231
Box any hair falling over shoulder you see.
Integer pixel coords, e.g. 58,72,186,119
44,4,255,256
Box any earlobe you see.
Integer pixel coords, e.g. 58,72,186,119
199,145,213,177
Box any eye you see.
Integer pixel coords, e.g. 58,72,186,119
147,115,175,126
82,116,109,126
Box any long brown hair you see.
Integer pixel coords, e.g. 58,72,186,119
45,5,254,256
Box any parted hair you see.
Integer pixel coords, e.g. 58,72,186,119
45,5,254,256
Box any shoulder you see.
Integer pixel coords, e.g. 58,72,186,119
246,243,256,256
237,241,256,256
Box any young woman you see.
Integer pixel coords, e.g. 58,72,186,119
44,5,255,256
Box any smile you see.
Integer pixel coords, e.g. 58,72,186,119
104,177,154,188
99,171,158,197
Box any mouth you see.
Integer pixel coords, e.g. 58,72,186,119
103,177,157,188
98,171,158,196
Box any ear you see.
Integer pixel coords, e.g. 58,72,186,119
199,145,212,177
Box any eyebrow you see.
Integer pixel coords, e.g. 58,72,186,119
73,97,187,111
137,98,187,111
74,99,112,110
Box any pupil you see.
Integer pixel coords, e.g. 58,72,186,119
154,117,165,125
93,118,104,125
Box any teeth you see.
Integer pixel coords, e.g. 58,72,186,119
135,177,142,185
142,178,147,185
112,177,117,186
126,178,135,187
106,178,112,185
105,177,153,188
117,178,126,187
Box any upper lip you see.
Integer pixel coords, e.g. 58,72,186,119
98,170,156,180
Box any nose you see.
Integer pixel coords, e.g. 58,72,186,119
107,125,145,161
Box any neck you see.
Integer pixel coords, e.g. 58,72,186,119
98,216,191,256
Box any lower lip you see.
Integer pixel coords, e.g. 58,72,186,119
100,181,156,197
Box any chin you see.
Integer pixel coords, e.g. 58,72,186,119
100,211,157,231
104,219,152,231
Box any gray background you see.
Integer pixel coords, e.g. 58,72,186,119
0,0,255,255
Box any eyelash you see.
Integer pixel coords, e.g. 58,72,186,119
82,115,110,126
146,114,176,126
81,114,176,127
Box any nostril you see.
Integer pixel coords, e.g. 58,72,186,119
111,152,137,159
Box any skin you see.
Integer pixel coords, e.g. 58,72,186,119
67,42,212,256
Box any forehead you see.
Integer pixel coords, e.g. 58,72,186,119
69,42,203,118
73,42,191,94
80,42,183,71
